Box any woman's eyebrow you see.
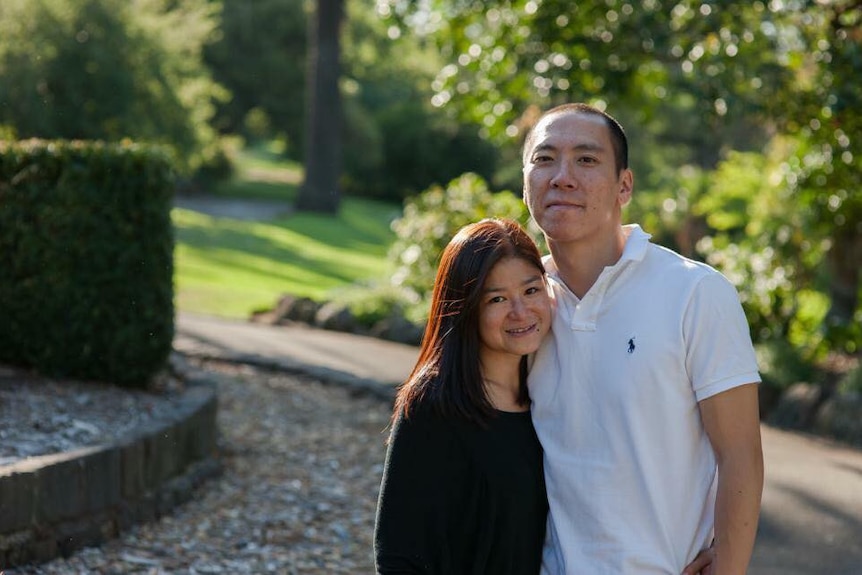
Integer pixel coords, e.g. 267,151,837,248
483,274,543,293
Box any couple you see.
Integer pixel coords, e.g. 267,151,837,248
374,103,764,574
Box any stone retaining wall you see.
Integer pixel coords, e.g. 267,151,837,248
0,378,220,568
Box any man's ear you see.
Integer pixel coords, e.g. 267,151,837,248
618,169,633,207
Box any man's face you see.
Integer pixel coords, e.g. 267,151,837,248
522,111,632,245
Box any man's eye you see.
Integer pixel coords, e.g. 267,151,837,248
532,155,553,163
525,286,540,295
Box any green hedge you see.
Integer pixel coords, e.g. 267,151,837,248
0,139,175,387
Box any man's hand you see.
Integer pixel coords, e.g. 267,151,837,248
682,546,714,575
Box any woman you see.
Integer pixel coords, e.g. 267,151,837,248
374,218,552,574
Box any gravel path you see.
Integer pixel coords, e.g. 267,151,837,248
8,358,392,574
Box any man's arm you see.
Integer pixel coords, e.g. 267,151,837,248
699,382,764,575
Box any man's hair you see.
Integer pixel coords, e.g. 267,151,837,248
522,103,629,175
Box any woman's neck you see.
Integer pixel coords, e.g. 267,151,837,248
484,378,528,412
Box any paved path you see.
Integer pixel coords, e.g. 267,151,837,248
752,426,862,574
176,313,862,574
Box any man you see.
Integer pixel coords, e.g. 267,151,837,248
523,103,763,575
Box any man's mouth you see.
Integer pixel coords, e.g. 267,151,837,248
546,200,584,210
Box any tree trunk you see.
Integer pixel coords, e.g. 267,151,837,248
296,0,343,214
825,229,862,334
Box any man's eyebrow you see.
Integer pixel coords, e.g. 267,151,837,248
530,142,604,155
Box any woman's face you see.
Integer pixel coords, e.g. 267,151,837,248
477,257,552,365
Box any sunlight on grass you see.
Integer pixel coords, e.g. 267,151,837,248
212,142,304,202
174,140,402,319
172,198,399,319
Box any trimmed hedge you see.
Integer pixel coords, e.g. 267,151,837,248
0,140,175,387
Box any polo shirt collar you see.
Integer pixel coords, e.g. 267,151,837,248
546,224,652,331
619,224,651,264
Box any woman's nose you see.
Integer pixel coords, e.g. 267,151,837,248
509,298,527,317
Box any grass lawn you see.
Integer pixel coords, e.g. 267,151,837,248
173,144,400,319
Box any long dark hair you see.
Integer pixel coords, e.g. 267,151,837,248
393,218,545,426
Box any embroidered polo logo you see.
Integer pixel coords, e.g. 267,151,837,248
627,337,636,354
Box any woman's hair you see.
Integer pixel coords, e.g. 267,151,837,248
393,218,545,426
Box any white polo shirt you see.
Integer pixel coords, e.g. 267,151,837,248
529,224,760,575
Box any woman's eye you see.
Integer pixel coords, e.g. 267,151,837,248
489,295,505,304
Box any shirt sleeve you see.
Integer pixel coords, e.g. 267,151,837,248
684,271,762,402
373,407,471,574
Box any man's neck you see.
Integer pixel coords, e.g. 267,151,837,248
548,228,627,299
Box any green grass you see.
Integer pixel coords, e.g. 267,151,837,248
211,141,304,202
173,144,400,319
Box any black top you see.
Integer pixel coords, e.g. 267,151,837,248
374,402,548,574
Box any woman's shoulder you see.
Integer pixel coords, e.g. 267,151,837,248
395,395,452,432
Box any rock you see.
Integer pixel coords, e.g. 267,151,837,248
814,391,862,446
315,302,360,333
767,382,825,430
370,315,424,346
261,294,321,325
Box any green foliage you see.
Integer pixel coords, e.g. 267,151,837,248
755,340,817,392
341,93,499,202
0,0,226,174
396,0,861,357
204,0,307,154
338,1,499,202
838,364,862,396
0,140,175,387
383,0,788,158
205,0,498,202
695,152,763,232
693,147,832,358
329,282,418,329
386,173,536,321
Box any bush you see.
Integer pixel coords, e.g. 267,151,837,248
755,339,817,392
386,173,538,322
0,0,225,175
0,139,175,387
838,364,862,395
340,98,499,203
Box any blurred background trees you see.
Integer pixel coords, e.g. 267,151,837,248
0,0,858,376
0,0,226,174
380,0,860,362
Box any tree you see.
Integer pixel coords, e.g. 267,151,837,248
296,0,344,214
204,0,307,150
777,0,862,353
382,0,861,355
0,0,226,174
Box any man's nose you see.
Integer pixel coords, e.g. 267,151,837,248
550,160,577,188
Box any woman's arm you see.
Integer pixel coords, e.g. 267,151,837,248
374,409,468,574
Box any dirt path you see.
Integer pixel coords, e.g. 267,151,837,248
9,359,390,574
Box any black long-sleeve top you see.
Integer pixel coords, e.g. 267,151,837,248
374,401,548,574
